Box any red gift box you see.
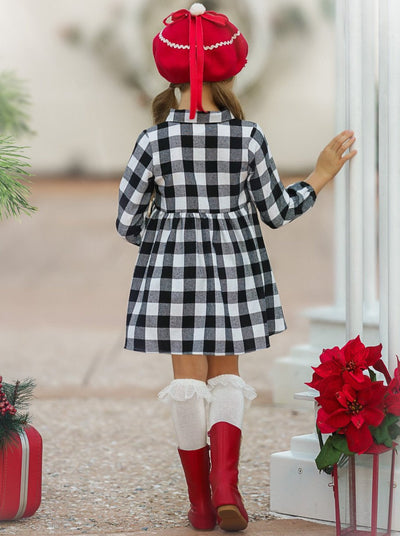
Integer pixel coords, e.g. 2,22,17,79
0,425,42,520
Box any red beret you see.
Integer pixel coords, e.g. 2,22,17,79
153,3,248,119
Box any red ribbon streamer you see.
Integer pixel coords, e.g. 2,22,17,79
189,13,206,119
163,9,229,119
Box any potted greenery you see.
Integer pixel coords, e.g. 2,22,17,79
0,71,42,520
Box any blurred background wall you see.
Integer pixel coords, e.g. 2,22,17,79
0,0,335,176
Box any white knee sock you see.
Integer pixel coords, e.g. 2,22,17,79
158,379,211,451
207,374,257,430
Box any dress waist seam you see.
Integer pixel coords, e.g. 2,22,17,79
152,201,255,217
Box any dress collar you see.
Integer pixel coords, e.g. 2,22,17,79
165,109,235,124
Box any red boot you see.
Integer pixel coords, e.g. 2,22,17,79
209,422,248,532
178,445,217,530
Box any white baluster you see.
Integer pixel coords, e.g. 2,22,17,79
362,0,378,317
334,0,347,312
345,0,364,339
379,0,389,365
387,0,400,373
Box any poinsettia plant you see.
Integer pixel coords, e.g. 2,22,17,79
306,336,400,473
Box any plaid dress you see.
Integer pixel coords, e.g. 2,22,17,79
116,109,316,355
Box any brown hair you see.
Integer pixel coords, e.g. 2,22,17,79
151,79,245,124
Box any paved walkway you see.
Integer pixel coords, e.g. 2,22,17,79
0,178,335,535
69,518,336,535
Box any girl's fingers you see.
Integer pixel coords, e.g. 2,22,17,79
341,149,358,162
340,136,356,153
332,130,355,152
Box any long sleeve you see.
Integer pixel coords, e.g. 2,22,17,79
247,125,316,229
116,130,155,245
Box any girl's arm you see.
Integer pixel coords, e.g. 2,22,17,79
304,130,357,195
247,127,357,229
116,131,155,245
247,126,317,229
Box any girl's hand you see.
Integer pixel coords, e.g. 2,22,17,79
305,130,357,195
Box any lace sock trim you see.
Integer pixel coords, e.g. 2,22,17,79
158,379,212,403
207,374,257,406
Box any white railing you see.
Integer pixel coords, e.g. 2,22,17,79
334,0,379,341
379,0,400,374
337,0,399,370
338,0,378,342
270,0,400,527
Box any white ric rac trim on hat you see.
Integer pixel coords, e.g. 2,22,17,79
158,29,241,51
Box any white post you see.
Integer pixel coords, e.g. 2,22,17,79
386,0,400,373
345,0,364,340
343,0,378,327
361,1,378,316
334,0,346,311
378,0,389,365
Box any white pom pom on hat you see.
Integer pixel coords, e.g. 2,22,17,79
189,3,206,16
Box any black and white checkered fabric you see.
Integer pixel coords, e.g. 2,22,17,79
117,109,316,355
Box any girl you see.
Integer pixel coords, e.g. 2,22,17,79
116,3,356,532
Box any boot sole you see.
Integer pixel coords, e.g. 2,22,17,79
189,521,217,531
217,505,248,532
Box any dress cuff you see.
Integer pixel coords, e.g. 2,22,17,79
298,180,317,202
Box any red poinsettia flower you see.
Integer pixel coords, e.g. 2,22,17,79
316,378,387,454
384,357,400,416
341,337,383,387
306,336,382,392
373,357,392,384
306,346,343,392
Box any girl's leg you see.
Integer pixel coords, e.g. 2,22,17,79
207,354,239,380
159,355,209,451
161,354,208,451
206,355,257,532
158,354,216,530
172,354,208,381
207,355,256,430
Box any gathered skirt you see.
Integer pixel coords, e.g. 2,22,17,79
124,200,286,355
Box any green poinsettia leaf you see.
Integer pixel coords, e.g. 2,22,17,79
332,433,353,456
371,415,399,447
315,436,342,471
368,368,377,382
385,414,400,427
371,428,392,447
388,422,400,442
